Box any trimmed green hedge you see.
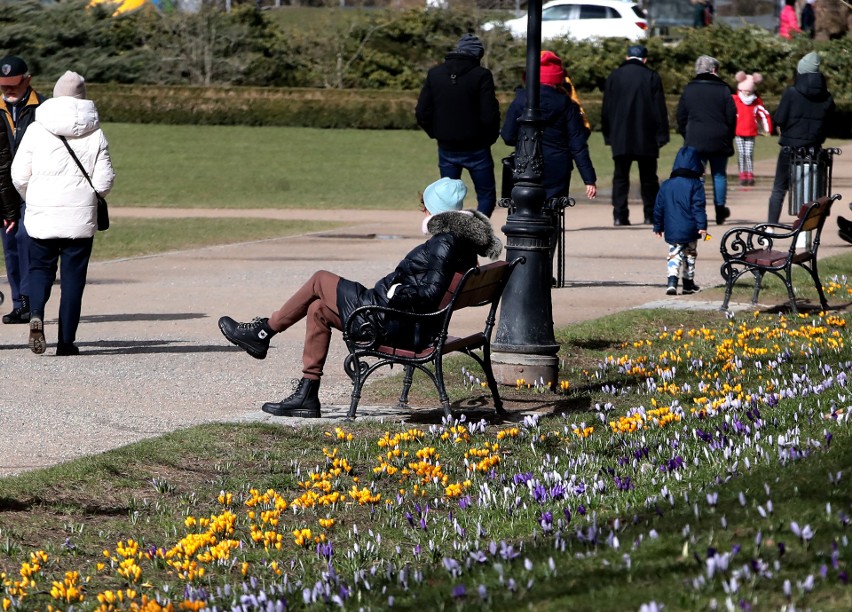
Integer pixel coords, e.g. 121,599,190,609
87,84,852,138
87,85,420,129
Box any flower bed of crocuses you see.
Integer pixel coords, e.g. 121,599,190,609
1,304,851,610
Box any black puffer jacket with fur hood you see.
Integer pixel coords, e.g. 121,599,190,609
337,210,503,348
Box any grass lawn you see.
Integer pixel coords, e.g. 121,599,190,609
1,304,851,609
103,124,813,209
89,218,339,261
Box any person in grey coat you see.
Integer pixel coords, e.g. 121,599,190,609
602,44,670,226
676,55,737,226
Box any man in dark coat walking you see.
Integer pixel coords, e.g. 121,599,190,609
415,34,501,217
601,44,670,226
0,55,43,324
676,55,737,225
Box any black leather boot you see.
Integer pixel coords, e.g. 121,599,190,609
666,276,678,296
3,294,30,324
218,316,274,359
262,378,321,418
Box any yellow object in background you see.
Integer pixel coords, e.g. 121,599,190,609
88,0,150,15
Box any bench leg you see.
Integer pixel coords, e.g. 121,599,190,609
481,353,505,414
783,268,799,313
720,264,735,311
805,262,830,310
398,365,415,409
751,271,764,305
346,385,362,420
434,359,453,419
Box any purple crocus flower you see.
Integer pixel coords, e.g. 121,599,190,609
452,584,466,599
549,484,566,500
513,472,533,485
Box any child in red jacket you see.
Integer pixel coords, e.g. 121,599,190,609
733,72,772,186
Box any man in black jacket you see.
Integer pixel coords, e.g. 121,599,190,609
0,55,44,324
415,34,500,217
767,51,835,225
676,55,737,225
602,44,669,226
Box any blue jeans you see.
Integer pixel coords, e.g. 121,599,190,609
437,147,496,217
28,236,93,347
1,201,31,307
700,153,729,208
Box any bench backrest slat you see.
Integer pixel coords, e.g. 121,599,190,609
438,261,511,313
792,196,833,234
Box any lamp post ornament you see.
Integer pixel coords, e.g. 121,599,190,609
492,0,561,388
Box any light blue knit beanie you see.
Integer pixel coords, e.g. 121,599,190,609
423,178,467,215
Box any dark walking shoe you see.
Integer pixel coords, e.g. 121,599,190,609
218,316,272,360
666,276,678,296
262,378,322,418
29,317,46,355
3,295,30,324
614,218,631,226
56,344,80,356
715,206,731,225
682,279,701,294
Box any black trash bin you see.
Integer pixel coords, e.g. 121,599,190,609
788,146,840,216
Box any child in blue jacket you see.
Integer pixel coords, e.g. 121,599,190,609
653,146,708,295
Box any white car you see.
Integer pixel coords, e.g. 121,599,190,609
483,0,649,42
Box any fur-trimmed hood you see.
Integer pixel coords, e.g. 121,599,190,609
426,210,503,261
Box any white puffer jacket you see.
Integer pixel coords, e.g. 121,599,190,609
12,96,115,239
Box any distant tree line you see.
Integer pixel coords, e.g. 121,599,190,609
1,0,850,100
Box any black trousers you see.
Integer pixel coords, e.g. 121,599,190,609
767,148,792,225
28,236,94,347
611,155,660,223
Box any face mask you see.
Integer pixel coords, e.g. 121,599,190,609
738,91,756,105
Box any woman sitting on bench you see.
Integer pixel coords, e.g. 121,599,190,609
218,177,503,419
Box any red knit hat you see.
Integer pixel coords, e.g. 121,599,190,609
539,51,564,86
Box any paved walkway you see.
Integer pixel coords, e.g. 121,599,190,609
1,153,850,475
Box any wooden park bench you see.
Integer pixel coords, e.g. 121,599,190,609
719,194,841,313
342,258,523,420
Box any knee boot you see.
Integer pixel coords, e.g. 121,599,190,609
262,378,321,418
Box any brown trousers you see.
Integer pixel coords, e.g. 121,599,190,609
268,271,342,380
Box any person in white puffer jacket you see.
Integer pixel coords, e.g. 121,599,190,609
11,70,115,356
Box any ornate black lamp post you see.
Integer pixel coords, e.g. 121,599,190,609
491,0,560,387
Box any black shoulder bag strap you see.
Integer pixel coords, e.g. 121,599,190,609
59,136,99,196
